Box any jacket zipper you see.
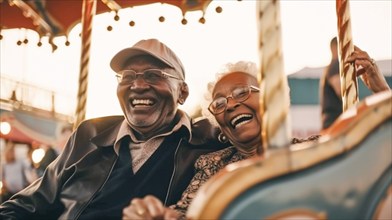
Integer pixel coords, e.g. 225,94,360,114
164,138,183,205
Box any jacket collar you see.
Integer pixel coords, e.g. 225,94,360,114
90,121,122,147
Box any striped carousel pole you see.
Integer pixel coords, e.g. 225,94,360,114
336,0,359,112
257,0,292,153
73,0,97,129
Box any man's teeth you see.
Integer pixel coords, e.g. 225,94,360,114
132,99,153,105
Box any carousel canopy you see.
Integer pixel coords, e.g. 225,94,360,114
0,0,216,39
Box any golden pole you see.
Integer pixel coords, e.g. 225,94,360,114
336,0,359,111
74,0,97,129
257,0,291,152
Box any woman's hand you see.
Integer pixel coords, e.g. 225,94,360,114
122,195,180,220
346,46,390,93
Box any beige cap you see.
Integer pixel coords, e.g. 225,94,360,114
110,39,185,80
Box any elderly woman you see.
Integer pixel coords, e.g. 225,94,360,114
122,47,390,220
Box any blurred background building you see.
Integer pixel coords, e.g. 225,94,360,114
289,59,392,138
0,76,73,201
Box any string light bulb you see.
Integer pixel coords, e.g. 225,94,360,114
0,122,11,135
199,17,206,24
181,18,187,25
114,13,120,21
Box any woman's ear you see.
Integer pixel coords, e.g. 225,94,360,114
178,82,189,105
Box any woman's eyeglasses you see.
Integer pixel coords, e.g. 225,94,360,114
208,85,260,115
116,69,182,84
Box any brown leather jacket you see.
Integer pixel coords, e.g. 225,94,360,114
0,115,226,220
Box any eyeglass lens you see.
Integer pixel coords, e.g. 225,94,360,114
118,69,166,84
210,86,252,114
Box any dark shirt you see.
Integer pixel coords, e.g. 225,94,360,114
321,58,342,129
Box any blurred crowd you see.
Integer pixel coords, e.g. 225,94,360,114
0,125,72,203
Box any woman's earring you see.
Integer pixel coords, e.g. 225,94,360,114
218,133,228,143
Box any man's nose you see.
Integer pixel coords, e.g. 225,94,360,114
130,77,149,90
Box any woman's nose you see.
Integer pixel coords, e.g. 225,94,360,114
226,98,240,112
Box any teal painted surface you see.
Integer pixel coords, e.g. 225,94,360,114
14,110,58,137
221,120,392,219
288,76,392,105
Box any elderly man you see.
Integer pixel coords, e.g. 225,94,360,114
0,39,226,219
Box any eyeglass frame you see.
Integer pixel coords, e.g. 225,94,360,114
115,68,182,84
208,85,260,115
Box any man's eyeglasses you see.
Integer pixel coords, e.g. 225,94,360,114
116,69,182,84
208,85,260,115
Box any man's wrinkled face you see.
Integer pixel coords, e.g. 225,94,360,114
116,55,188,139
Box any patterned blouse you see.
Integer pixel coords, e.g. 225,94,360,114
170,135,321,218
171,146,250,217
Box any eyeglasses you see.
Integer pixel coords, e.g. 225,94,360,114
208,85,260,115
116,69,182,84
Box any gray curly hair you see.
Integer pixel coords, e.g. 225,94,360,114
201,61,259,127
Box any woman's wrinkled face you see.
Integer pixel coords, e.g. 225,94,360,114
117,55,188,139
212,72,261,153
